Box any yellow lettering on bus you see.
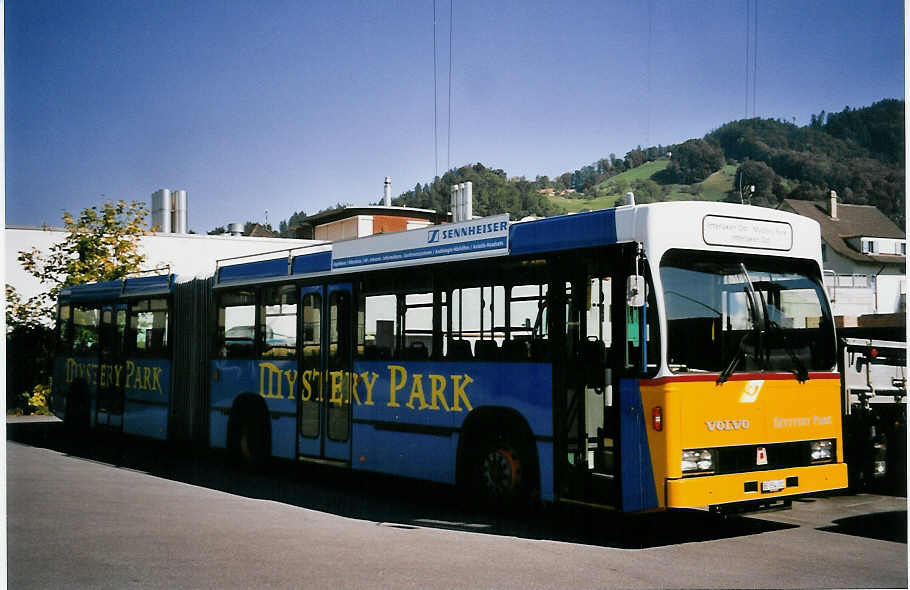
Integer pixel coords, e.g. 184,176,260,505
284,369,297,400
65,358,77,383
450,374,473,412
125,360,135,388
329,371,345,405
387,365,406,407
406,374,429,410
258,362,284,399
428,374,449,411
300,370,313,401
359,371,378,406
152,367,163,393
114,364,123,387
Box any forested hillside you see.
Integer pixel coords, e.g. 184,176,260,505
325,98,905,227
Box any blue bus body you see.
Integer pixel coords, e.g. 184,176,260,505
53,204,846,512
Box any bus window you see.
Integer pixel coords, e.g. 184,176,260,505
327,290,351,442
57,304,72,353
130,298,169,355
300,292,321,439
101,307,127,357
508,283,549,361
623,274,659,376
217,290,256,359
402,292,433,360
447,285,505,360
585,278,611,347
261,286,296,359
359,294,397,360
73,306,100,355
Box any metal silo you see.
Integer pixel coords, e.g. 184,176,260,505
173,190,188,234
151,189,172,233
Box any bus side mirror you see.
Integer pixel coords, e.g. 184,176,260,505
627,275,645,308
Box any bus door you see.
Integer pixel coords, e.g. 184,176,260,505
297,283,354,463
96,303,127,430
554,257,621,506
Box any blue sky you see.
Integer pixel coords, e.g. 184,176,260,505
6,0,904,233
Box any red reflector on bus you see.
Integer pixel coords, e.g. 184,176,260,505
652,406,663,431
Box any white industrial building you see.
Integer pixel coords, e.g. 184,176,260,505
6,188,321,316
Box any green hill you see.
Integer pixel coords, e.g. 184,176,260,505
360,98,903,226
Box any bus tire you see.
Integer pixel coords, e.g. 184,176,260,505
63,381,90,436
228,398,270,470
465,427,536,512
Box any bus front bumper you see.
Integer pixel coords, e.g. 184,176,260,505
666,463,848,508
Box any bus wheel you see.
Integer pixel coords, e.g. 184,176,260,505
64,383,89,435
234,414,269,470
473,436,528,510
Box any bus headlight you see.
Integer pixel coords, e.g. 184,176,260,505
809,440,833,462
682,449,715,474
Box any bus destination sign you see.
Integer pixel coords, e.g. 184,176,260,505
332,214,510,271
702,215,792,251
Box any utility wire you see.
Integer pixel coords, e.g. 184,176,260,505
752,3,758,118
745,0,750,119
447,0,454,172
646,0,652,147
433,0,438,180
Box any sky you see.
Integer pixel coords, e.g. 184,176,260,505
5,0,905,233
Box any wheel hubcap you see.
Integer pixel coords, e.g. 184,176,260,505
482,448,520,497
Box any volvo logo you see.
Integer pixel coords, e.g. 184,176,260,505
706,419,751,431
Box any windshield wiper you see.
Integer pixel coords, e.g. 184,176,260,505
717,264,763,385
767,318,810,383
717,330,750,384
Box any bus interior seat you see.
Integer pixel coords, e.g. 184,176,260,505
447,339,472,360
503,339,529,361
406,341,429,360
474,339,500,361
529,339,548,361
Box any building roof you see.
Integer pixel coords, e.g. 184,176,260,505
782,198,905,265
301,205,448,227
244,223,276,238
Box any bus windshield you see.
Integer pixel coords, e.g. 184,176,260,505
660,249,836,376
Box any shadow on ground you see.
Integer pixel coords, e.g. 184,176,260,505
819,511,907,544
9,420,798,549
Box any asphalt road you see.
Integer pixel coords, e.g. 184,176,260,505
7,419,908,589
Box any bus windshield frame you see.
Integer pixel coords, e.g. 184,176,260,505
659,248,836,377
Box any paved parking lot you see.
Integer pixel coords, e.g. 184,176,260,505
7,420,908,589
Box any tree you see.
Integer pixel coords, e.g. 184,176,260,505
734,160,779,204
11,200,150,328
670,139,725,183
7,200,149,413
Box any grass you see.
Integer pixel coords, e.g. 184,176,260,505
546,160,736,213
594,159,670,191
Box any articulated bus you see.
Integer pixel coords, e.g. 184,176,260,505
51,201,848,512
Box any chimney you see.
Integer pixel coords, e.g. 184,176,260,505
464,181,473,220
384,177,392,207
829,190,838,220
450,185,458,221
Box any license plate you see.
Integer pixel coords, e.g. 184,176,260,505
761,479,786,493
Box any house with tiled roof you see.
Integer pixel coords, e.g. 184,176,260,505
782,192,906,324
244,223,277,238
